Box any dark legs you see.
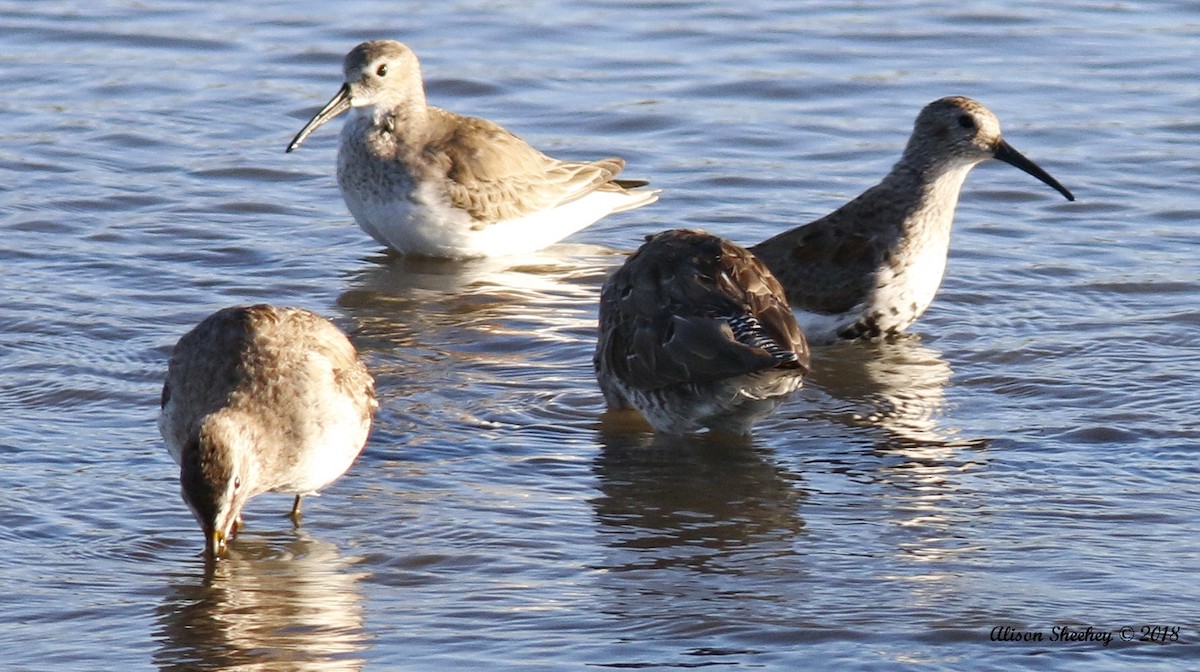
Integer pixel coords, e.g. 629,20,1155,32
290,494,303,522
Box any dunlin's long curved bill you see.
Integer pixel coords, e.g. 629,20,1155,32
287,83,352,152
281,39,658,257
994,139,1075,201
747,96,1077,344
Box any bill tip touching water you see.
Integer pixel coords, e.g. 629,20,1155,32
286,39,658,259
751,95,1075,345
158,305,377,558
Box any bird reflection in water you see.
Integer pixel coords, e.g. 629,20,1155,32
803,335,988,455
153,532,369,672
803,336,992,603
588,426,810,648
337,245,618,439
339,245,615,353
591,424,807,573
343,244,614,304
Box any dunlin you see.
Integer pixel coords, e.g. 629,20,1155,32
595,229,810,434
751,96,1075,343
159,305,377,557
286,40,659,258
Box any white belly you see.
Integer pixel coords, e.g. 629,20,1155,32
794,235,950,343
344,182,642,258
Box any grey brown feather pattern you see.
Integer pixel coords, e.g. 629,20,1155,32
751,96,1074,343
595,229,809,435
287,40,658,257
424,109,636,223
159,305,377,557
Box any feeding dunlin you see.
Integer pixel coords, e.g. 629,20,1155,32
751,96,1074,343
159,305,377,557
595,229,810,434
286,40,659,258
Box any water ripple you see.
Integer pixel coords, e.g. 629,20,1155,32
2,1,1199,669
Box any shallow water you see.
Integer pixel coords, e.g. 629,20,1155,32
2,1,1199,669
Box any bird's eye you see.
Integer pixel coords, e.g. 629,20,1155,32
233,477,241,490
376,64,388,77
958,115,976,129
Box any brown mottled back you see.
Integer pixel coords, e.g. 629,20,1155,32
418,107,633,223
596,229,810,395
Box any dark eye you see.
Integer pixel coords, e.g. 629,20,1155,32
958,115,975,129
376,64,388,77
233,477,241,490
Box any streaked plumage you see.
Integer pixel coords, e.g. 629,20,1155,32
751,96,1075,344
286,40,658,258
158,305,377,557
595,229,810,435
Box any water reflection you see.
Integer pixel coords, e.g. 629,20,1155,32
806,336,985,453
335,245,621,440
338,243,616,324
590,424,806,573
337,245,615,378
154,532,369,672
801,338,991,614
803,336,990,559
586,426,809,646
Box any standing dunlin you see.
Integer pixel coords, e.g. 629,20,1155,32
286,40,659,258
751,96,1075,344
159,305,377,557
595,229,810,435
